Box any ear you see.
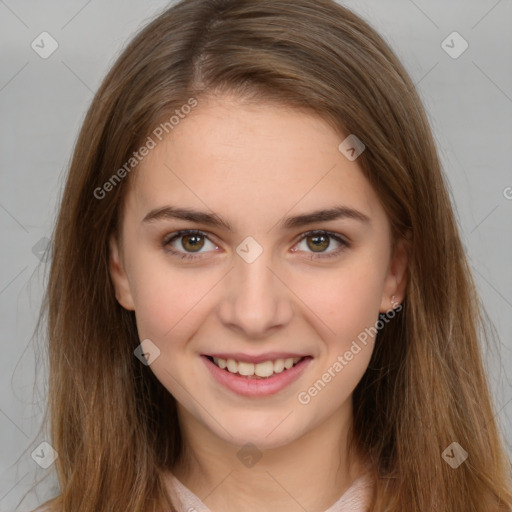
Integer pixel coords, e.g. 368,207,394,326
379,235,409,313
109,235,135,311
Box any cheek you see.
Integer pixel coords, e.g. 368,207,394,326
295,264,383,411
129,260,217,342
130,268,214,399
300,257,386,342
130,247,386,342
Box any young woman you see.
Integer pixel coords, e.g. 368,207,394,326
32,0,512,510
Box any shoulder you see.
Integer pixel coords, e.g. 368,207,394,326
325,470,374,512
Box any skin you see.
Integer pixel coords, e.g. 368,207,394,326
109,93,408,512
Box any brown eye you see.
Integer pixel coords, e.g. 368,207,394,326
180,233,205,252
294,230,349,259
163,230,218,260
306,234,330,252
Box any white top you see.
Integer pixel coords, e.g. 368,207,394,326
166,470,374,512
33,470,373,512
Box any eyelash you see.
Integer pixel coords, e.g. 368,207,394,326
162,229,350,261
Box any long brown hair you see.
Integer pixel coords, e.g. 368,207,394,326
33,0,511,510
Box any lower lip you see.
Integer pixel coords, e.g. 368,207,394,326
201,355,313,397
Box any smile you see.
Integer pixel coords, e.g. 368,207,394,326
202,355,313,397
208,356,304,378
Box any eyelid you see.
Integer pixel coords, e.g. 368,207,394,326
162,229,218,247
294,229,350,246
162,228,350,260
162,229,219,259
293,230,350,259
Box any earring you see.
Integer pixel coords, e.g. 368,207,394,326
391,295,400,309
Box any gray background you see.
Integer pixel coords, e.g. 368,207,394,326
1,0,511,510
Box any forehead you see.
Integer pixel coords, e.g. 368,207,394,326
124,96,385,230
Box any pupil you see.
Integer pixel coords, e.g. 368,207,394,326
183,234,203,252
309,235,328,252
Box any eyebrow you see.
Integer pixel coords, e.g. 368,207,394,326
142,205,370,230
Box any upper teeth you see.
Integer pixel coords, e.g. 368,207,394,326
213,357,302,377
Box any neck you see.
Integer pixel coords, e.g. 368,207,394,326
168,401,367,512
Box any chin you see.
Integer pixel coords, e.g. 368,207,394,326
212,414,305,450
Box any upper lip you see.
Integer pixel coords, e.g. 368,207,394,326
204,352,310,364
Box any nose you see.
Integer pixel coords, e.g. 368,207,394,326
217,248,294,339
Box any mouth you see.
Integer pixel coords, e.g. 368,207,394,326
204,355,311,379
201,354,313,397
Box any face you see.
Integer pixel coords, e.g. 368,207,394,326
109,94,408,451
